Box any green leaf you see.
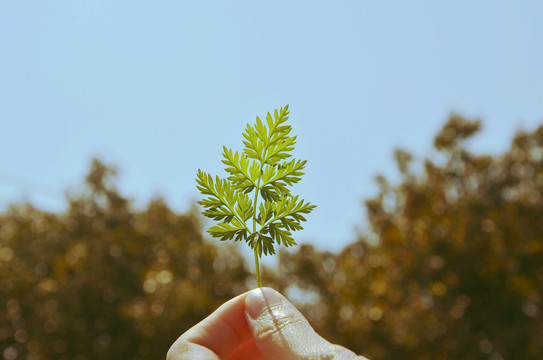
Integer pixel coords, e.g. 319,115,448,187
262,159,306,188
208,219,247,242
195,104,316,287
221,146,256,192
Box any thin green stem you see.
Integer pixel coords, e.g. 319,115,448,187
254,247,261,288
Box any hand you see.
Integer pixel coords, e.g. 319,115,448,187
167,287,368,360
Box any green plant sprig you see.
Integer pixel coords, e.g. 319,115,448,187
195,105,316,287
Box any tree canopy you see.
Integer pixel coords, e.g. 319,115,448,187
1,115,542,359
0,159,248,360
275,115,543,359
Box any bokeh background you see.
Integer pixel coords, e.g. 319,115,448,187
1,1,542,359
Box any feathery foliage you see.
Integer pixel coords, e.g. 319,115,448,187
196,105,315,287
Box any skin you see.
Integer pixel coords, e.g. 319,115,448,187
167,288,368,360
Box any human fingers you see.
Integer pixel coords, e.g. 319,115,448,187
167,290,253,360
226,338,268,360
245,288,369,360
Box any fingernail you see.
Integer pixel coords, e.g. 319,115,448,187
245,288,283,320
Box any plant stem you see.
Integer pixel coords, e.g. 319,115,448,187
254,247,261,288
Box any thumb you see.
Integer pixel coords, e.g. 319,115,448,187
244,288,366,360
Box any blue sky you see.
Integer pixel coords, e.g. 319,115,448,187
1,1,542,257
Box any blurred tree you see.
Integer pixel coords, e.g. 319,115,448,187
277,115,543,359
2,115,542,360
0,159,249,359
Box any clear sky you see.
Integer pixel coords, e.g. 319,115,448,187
1,1,542,257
